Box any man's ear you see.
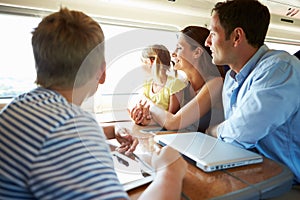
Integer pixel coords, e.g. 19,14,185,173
98,61,106,84
232,27,244,47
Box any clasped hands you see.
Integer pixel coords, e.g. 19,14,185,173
130,99,153,126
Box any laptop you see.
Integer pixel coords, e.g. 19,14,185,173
154,132,263,172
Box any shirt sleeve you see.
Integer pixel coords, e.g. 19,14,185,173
29,115,129,200
218,59,300,149
167,77,187,95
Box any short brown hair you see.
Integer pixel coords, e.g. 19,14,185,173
32,8,105,89
212,0,270,48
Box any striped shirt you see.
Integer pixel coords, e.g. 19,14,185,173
0,87,128,199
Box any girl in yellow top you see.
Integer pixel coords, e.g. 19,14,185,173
141,44,186,114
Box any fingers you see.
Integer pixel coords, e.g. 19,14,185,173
143,105,151,120
129,99,153,125
127,137,139,153
115,128,138,154
130,105,144,124
140,99,147,107
130,106,138,120
115,144,130,153
135,111,145,125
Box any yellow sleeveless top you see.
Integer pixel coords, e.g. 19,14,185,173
143,76,187,110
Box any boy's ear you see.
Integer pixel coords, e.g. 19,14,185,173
98,62,106,84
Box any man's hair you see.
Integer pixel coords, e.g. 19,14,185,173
32,8,105,89
212,0,270,48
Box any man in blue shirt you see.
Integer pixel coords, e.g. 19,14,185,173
205,0,300,185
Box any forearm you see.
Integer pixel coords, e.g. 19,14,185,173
138,170,183,200
103,125,115,139
150,104,180,130
150,100,202,131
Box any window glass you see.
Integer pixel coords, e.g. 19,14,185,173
95,27,178,112
3,12,297,112
0,13,178,102
0,14,39,98
265,42,299,55
102,28,178,95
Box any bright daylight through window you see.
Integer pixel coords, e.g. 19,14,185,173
0,13,178,107
0,12,299,113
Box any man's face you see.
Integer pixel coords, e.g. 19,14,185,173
205,13,232,66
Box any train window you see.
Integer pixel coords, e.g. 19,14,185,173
0,13,38,99
1,12,298,113
0,12,178,113
96,28,178,113
265,42,299,55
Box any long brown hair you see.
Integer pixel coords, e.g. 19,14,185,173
181,26,226,78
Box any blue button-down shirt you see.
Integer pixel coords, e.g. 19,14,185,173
218,45,300,184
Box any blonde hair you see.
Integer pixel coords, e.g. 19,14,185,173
141,44,172,83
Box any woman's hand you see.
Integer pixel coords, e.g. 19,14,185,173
115,127,138,154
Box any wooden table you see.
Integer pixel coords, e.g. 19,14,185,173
127,157,293,200
100,120,294,200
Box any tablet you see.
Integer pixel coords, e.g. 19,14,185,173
108,140,155,191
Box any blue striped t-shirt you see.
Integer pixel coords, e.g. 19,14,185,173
0,87,128,199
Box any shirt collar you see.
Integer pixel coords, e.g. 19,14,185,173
230,44,269,83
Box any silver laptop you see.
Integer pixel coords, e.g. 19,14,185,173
154,132,263,172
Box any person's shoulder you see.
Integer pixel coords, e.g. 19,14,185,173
167,76,187,89
34,87,96,122
167,75,186,84
6,87,53,110
250,49,300,85
262,49,293,61
259,49,299,71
